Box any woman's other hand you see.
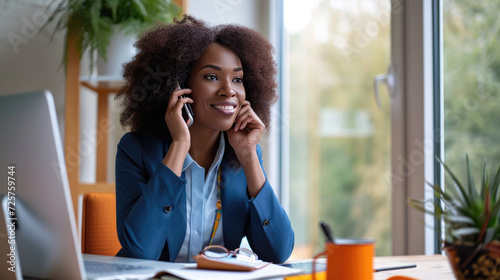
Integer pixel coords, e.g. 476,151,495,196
227,100,266,197
227,101,265,157
162,84,193,176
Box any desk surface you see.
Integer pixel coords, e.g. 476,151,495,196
86,254,453,280
374,254,453,280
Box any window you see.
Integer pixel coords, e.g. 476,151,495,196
284,0,392,258
280,0,465,256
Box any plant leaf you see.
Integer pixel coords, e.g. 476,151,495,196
89,0,102,39
477,190,491,244
466,154,480,200
452,227,480,238
480,159,489,200
438,157,471,207
489,199,500,224
105,0,120,22
38,0,182,71
408,197,448,224
492,163,500,201
445,215,475,224
484,228,496,244
131,0,148,18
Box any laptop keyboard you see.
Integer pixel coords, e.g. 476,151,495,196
279,261,328,274
85,260,156,279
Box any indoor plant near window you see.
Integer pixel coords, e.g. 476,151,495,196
43,0,180,75
410,156,500,280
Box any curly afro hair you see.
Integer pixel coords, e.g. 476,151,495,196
117,15,279,137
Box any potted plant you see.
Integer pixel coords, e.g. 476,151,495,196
43,0,181,75
409,155,500,279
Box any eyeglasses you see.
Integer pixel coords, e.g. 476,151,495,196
200,245,258,262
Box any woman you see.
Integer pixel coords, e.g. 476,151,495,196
115,15,294,263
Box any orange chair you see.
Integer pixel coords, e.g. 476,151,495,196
81,192,122,256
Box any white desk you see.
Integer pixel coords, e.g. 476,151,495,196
374,254,453,280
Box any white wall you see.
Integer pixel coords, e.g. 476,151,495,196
0,0,65,132
188,0,270,38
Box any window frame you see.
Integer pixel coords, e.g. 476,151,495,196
390,0,437,255
267,0,289,212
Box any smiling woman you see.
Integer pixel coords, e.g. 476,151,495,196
114,15,294,264
186,43,246,133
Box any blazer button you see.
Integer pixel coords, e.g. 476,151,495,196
263,219,270,226
163,205,172,214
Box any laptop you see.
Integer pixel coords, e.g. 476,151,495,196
0,91,184,279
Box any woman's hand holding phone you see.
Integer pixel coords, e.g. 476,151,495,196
164,83,193,147
162,83,193,176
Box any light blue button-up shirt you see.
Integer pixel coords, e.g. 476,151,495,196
174,133,225,263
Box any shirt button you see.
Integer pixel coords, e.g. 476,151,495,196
263,219,270,226
163,205,172,214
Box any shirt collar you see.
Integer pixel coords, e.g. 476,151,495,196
182,132,225,172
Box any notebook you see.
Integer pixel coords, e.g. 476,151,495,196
0,90,184,279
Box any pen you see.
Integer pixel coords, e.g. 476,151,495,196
374,264,417,272
320,222,334,243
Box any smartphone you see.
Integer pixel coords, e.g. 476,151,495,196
179,82,194,127
182,100,194,128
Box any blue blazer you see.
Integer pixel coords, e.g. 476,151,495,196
115,131,294,263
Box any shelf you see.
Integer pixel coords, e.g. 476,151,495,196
80,79,125,95
80,79,124,182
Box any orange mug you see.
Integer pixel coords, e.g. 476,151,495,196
312,238,374,280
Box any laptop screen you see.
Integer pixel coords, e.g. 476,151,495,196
0,91,86,279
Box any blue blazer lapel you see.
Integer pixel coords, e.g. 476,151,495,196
221,159,250,250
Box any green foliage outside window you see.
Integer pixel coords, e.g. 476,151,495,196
443,0,500,176
287,0,500,258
